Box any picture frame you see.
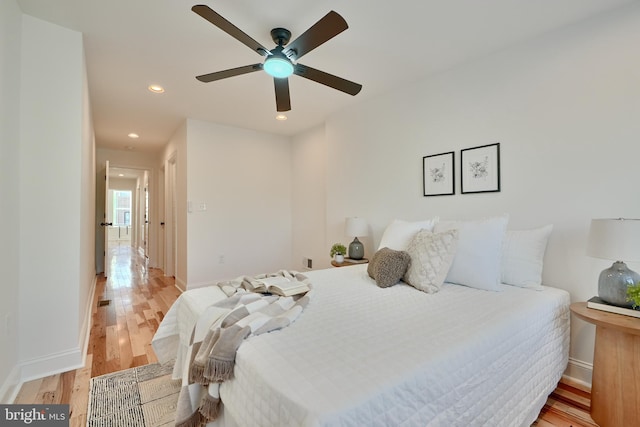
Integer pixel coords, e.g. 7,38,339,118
423,151,455,196
461,142,501,194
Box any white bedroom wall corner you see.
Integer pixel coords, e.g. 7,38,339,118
0,0,23,404
291,125,329,270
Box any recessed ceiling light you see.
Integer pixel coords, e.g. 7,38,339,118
126,146,135,150
148,85,165,93
275,114,287,121
118,173,124,177
128,133,139,139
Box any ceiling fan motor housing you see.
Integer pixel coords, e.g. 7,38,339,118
270,28,292,46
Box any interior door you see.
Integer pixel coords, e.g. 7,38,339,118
144,173,149,258
102,160,112,277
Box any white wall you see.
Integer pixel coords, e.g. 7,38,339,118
293,3,640,385
0,0,24,402
185,119,293,287
291,125,329,270
17,14,95,382
78,45,96,367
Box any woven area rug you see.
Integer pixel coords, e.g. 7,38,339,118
87,363,180,427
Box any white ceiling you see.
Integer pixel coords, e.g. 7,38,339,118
17,0,636,153
109,167,145,181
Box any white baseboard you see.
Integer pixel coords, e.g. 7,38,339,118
78,274,98,367
2,274,97,403
0,366,21,404
563,357,593,388
175,277,187,292
18,346,85,385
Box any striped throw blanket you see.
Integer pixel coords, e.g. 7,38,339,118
175,270,313,427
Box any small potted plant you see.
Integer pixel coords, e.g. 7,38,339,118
330,243,347,263
626,283,640,309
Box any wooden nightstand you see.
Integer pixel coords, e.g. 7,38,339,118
570,302,640,427
331,258,368,267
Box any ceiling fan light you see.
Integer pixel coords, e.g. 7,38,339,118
263,56,294,78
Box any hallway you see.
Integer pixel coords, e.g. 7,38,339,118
92,243,180,376
13,244,180,426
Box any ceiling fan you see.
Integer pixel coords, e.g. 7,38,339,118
192,5,362,112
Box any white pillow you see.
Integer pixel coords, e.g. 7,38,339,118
403,229,459,294
434,215,509,291
501,225,553,290
378,218,439,251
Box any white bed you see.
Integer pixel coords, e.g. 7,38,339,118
153,263,570,427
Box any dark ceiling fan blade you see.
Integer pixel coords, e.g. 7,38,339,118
196,64,263,83
274,78,291,112
294,63,362,96
192,5,271,56
283,11,348,61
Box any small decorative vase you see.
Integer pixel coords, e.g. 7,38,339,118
598,261,640,308
335,254,344,263
348,237,364,260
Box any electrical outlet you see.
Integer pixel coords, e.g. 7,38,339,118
302,257,313,269
218,255,225,264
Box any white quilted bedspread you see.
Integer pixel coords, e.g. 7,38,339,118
157,265,570,427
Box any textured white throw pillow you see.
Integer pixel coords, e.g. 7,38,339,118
403,229,459,293
501,225,553,290
434,215,509,291
378,218,439,251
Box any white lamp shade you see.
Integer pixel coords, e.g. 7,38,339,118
587,218,640,262
345,217,368,238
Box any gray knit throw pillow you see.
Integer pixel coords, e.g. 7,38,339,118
367,247,411,288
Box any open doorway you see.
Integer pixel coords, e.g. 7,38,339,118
96,163,155,276
107,188,133,247
105,167,151,273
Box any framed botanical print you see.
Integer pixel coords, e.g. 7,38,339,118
461,143,500,194
423,151,455,196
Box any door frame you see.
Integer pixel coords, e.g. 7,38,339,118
164,154,177,278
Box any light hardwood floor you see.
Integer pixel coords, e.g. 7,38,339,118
13,244,596,426
13,243,181,426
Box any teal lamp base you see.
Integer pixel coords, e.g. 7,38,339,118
598,261,640,308
348,237,364,260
